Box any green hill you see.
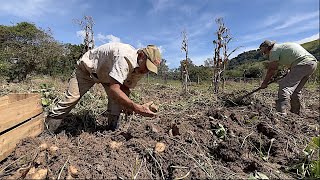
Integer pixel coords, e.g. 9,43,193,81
301,39,320,60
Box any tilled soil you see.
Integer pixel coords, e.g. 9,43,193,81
0,84,319,179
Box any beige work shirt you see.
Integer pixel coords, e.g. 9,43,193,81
77,42,144,88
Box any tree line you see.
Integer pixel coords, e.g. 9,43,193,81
0,22,83,82
0,22,318,83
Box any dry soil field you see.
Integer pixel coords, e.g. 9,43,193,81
0,77,319,179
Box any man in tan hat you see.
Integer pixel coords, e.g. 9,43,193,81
46,42,162,132
259,40,318,115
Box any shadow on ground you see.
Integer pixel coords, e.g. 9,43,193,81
51,111,108,136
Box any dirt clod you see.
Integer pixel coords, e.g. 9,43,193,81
109,141,123,149
49,146,59,156
31,169,48,180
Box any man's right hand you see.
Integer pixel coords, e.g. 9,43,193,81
134,101,157,117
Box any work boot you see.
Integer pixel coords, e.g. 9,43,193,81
290,94,301,115
107,114,121,131
275,99,287,114
45,116,62,134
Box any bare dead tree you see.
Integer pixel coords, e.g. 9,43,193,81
212,17,241,93
181,30,190,94
74,15,95,54
212,18,225,93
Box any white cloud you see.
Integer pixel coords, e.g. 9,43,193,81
259,14,282,28
189,54,214,66
188,13,225,38
240,19,319,44
96,34,121,43
136,42,145,49
158,45,165,54
242,10,319,44
294,33,319,44
274,11,319,30
76,30,86,39
76,30,95,41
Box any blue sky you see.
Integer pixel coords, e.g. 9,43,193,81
0,0,319,68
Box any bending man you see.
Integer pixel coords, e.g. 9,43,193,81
46,42,162,132
259,40,317,115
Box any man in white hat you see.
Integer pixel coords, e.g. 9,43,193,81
259,40,318,115
46,42,162,132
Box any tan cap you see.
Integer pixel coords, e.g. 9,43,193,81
259,40,276,48
142,45,162,74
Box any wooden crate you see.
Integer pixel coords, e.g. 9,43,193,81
0,93,44,162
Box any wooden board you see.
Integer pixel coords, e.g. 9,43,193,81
0,96,9,106
0,113,44,162
0,93,42,133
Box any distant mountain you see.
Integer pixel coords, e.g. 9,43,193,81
228,39,320,70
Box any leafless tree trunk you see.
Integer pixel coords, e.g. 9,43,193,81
212,18,226,93
74,15,95,54
164,73,168,84
197,75,200,84
181,30,189,94
212,17,241,93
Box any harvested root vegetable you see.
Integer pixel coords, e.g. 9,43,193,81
68,165,79,177
155,142,166,153
39,143,48,151
25,167,37,179
49,145,59,156
35,151,46,165
109,141,123,149
66,174,74,179
31,168,48,179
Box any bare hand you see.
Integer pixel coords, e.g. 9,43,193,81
135,101,157,117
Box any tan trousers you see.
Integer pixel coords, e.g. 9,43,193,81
49,66,128,118
276,60,317,114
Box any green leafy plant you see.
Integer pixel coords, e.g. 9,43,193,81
39,83,57,111
214,123,227,139
288,136,320,178
303,136,320,178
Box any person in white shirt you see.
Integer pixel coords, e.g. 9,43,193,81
46,42,162,132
